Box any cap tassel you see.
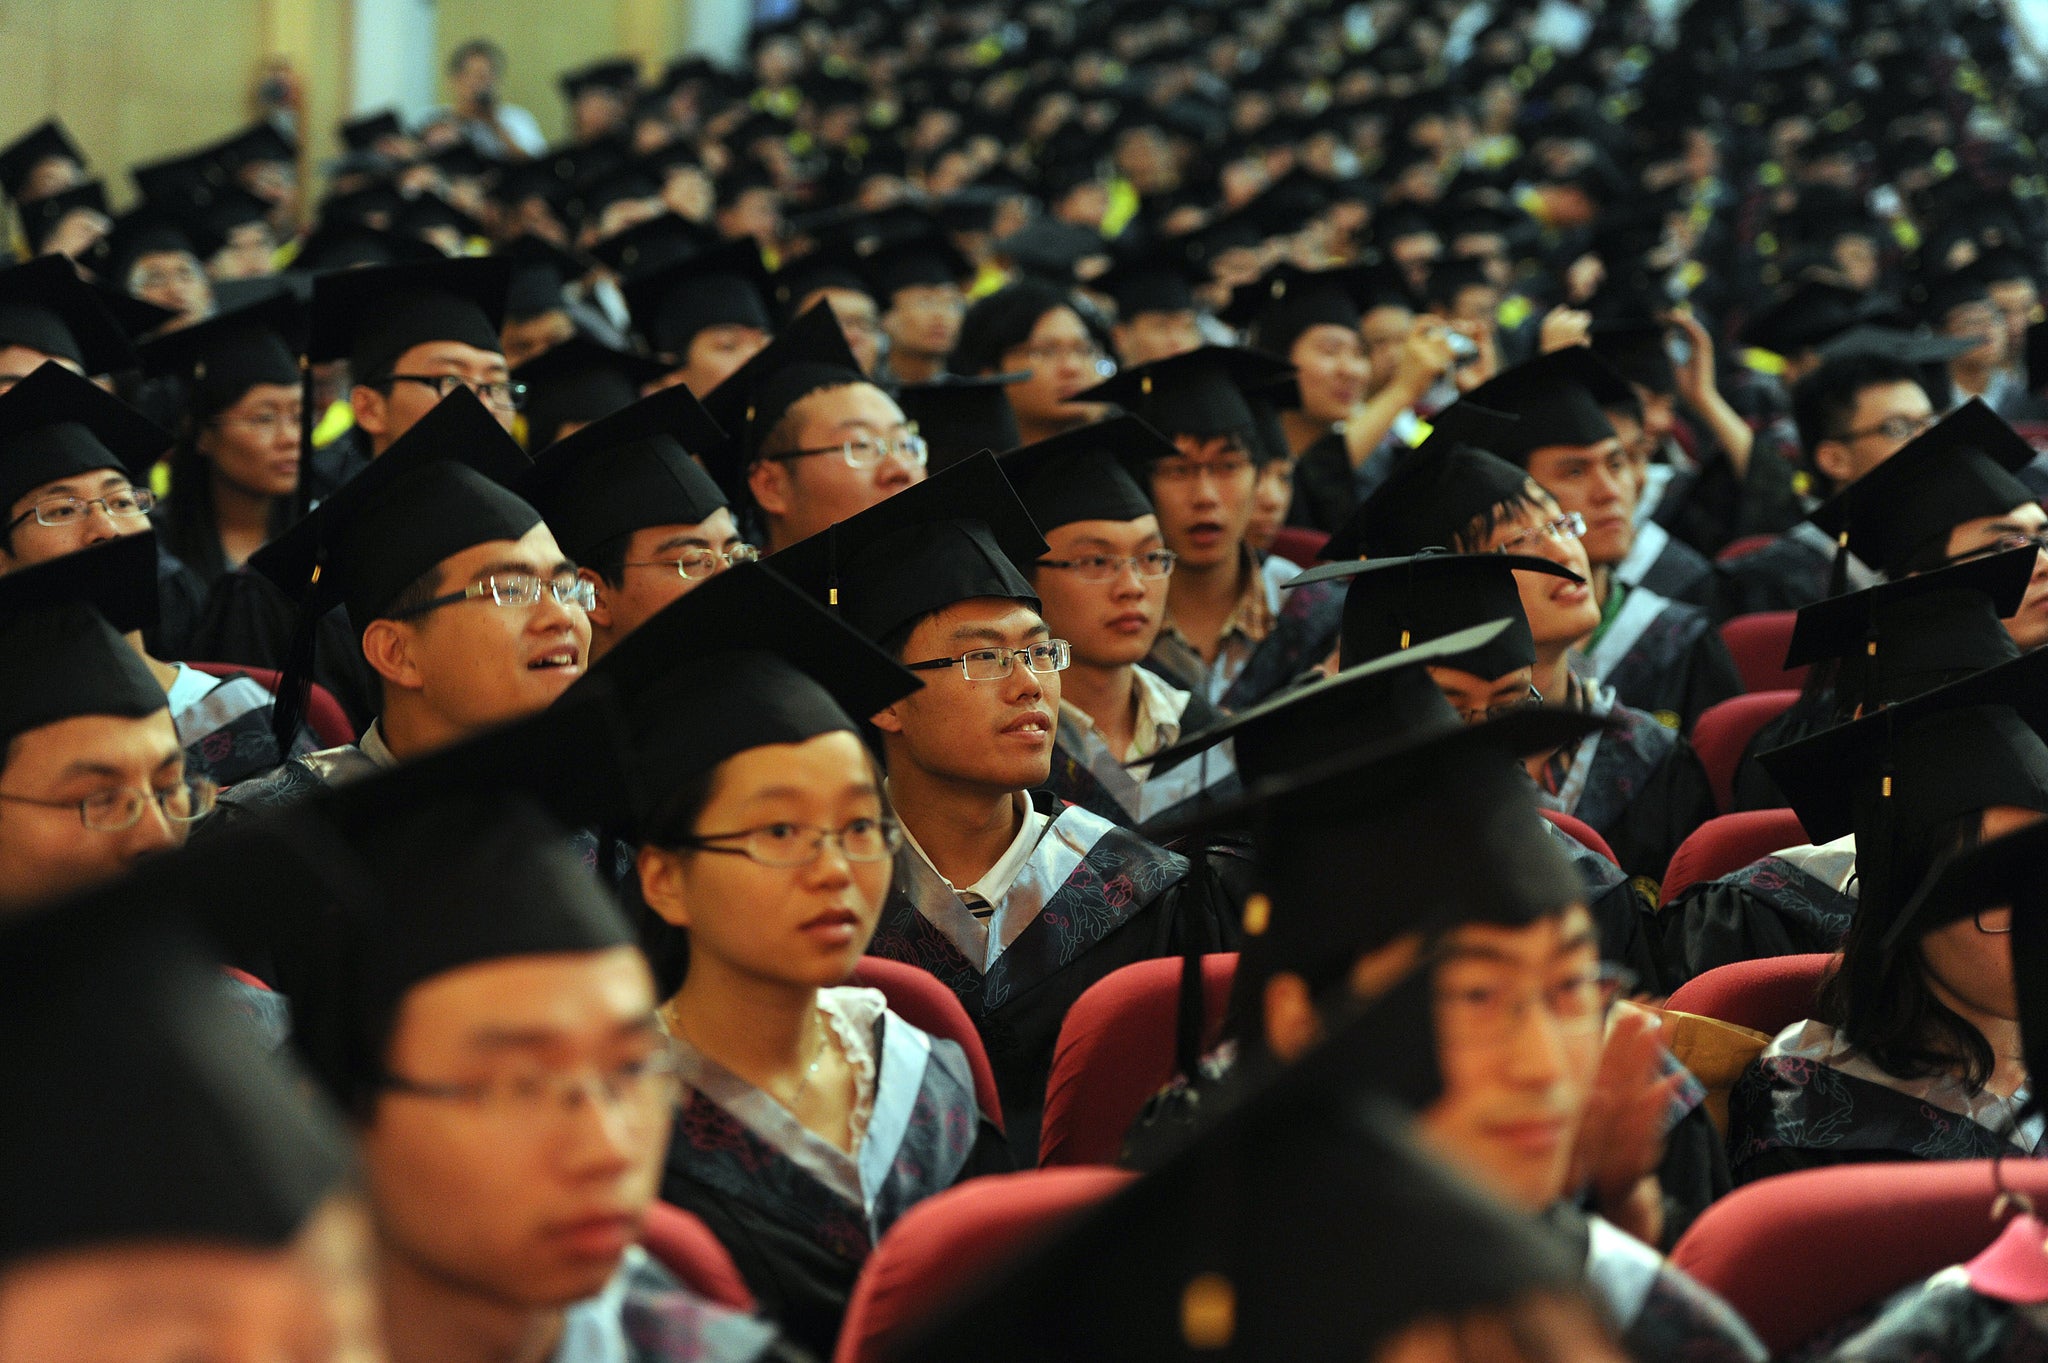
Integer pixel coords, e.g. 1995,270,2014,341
1827,526,1851,597
291,353,316,523
826,525,840,609
268,594,322,754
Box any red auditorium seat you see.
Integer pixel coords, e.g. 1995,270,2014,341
1690,690,1800,813
849,957,1004,1132
1660,807,1810,905
640,1201,756,1310
1269,526,1330,564
833,1168,1132,1363
1673,1160,2048,1357
1037,953,1238,1168
185,661,356,749
1714,533,1781,564
1537,807,1619,867
1717,612,1808,694
1663,953,1831,1036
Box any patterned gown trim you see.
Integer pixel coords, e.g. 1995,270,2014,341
1216,569,1344,712
1539,678,1681,832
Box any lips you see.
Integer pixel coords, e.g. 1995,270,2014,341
1105,611,1153,635
544,1212,639,1262
1482,1117,1570,1156
1184,521,1226,549
1550,579,1590,604
527,644,581,673
1002,710,1052,740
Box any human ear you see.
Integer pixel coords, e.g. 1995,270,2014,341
748,459,791,519
350,385,388,443
579,566,614,630
359,619,424,691
637,844,694,929
1812,439,1853,486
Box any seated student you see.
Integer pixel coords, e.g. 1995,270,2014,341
697,303,927,553
1463,347,1741,730
949,278,1110,447
1728,656,2048,1185
583,565,1007,1358
1595,379,1720,613
520,382,750,663
1326,433,1716,891
0,878,370,1362
1659,550,2038,986
619,238,775,397
211,391,588,818
769,454,1237,1162
511,333,672,452
866,228,973,387
1093,255,1204,369
998,416,1237,829
1072,347,1347,711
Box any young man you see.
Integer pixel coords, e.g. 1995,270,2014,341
998,416,1236,829
769,453,1235,1162
699,302,927,552
772,245,883,375
620,237,776,398
867,228,973,386
211,391,588,819
521,383,749,663
1092,255,1204,368
1073,346,1346,711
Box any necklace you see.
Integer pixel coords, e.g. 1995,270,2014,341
663,997,835,1113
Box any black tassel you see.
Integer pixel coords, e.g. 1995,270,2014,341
292,354,316,522
269,584,321,753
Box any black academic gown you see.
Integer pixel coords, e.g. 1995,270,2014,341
149,540,210,661
1652,846,1856,991
1285,429,1357,533
186,568,380,733
1728,688,1833,812
1548,1205,1768,1362
1809,1265,2048,1363
1041,688,1239,833
1716,521,1843,616
1578,584,1743,733
1541,687,1719,894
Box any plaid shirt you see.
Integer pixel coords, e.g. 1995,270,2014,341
1151,548,1283,705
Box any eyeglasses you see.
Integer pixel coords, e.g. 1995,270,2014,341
0,775,218,832
905,639,1072,681
1035,549,1178,581
1434,962,1634,1049
1450,684,1545,725
214,408,304,438
1152,456,1254,484
775,431,930,470
386,372,529,412
1009,340,1109,369
1943,531,2048,567
386,571,597,620
1840,413,1937,444
1492,512,1586,556
623,543,761,580
674,816,904,868
6,487,156,531
380,1048,682,1132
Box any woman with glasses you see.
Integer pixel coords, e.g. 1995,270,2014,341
584,565,1009,1362
950,278,1114,446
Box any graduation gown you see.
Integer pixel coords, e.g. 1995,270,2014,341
568,1248,802,1363
1728,688,1832,812
167,663,316,787
149,539,210,662
1041,686,1240,832
1717,521,1881,616
1653,836,1857,990
1285,428,1359,533
659,1002,1006,1361
1613,520,1718,615
1538,680,1718,890
1542,817,1667,992
201,728,393,831
186,567,381,733
1551,1206,1768,1363
1143,556,1345,713
1573,583,1743,732
1809,1264,2048,1363
1727,1020,2044,1187
865,794,1236,1163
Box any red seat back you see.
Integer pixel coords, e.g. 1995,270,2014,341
640,1201,756,1310
1663,952,1831,1035
1714,532,1781,564
1269,527,1331,565
850,957,1003,1133
1537,807,1619,867
1660,807,1810,905
832,1167,1132,1363
183,661,357,749
1037,953,1239,1168
1673,1161,2048,1356
1690,690,1800,813
1716,612,1808,694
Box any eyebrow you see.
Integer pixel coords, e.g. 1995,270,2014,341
467,558,573,583
744,780,880,803
948,622,1051,644
653,532,715,553
1440,927,1598,966
466,1014,665,1050
1066,534,1162,551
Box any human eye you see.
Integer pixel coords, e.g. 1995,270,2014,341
79,787,135,822
39,498,83,523
960,648,1005,667
499,1070,552,1106
105,491,143,513
489,572,540,602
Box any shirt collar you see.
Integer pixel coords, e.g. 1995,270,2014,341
890,787,1048,907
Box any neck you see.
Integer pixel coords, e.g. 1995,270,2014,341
1588,564,1613,608
376,698,469,762
887,759,1024,888
666,955,821,1086
124,630,180,691
211,471,278,564
1060,660,1138,757
1530,644,1573,705
1928,975,2029,1098
1164,548,1251,660
379,1253,567,1363
1279,409,1329,456
889,349,943,384
1951,359,1995,395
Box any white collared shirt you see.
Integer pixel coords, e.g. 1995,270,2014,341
894,789,1049,919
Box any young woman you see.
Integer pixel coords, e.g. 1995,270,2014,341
950,279,1111,446
584,563,1008,1361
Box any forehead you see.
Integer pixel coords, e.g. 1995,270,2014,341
795,382,905,435
391,339,506,373
18,467,129,502
393,947,655,1047
5,709,180,777
434,522,564,579
1438,905,1595,964
1045,515,1162,548
1026,306,1087,342
917,597,1048,641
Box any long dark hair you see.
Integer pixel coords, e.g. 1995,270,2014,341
157,409,295,587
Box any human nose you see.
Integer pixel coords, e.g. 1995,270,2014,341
1498,993,1572,1087
1110,558,1147,597
554,1074,644,1169
123,794,182,856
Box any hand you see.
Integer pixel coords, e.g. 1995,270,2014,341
1450,319,1498,393
1568,1004,1686,1239
1391,324,1456,403
43,208,110,263
1667,308,1717,409
1563,253,1605,305
1538,306,1592,354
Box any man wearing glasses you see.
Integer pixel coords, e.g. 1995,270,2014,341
523,384,754,663
770,455,1236,1164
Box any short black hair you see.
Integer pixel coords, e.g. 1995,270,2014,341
582,530,631,590
1449,478,1554,554
950,278,1076,377
448,38,505,76
380,561,446,623
1790,352,1926,464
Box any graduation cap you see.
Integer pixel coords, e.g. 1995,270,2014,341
1292,549,1580,678
695,300,866,491
338,109,405,153
1807,399,2039,579
0,530,165,752
287,218,443,274
314,182,405,231
1322,408,1529,559
18,179,106,254
1916,262,1997,328
990,218,1113,284
0,120,85,203
1816,324,1980,366
1738,278,1878,355
95,203,205,288
765,450,1045,645
1589,320,1678,396
392,191,487,246
0,884,349,1267
1071,345,1295,445
0,254,145,376
588,212,720,278
511,333,671,453
429,142,492,184
1221,263,1372,356
519,380,727,561
892,364,1026,467
0,359,170,513
500,233,595,322
305,254,509,378
862,227,974,302
130,146,233,215
1090,252,1202,320
135,289,303,422
182,186,275,263
771,241,877,319
996,414,1169,533
560,58,643,104
205,122,297,174
619,236,773,357
1458,348,1629,463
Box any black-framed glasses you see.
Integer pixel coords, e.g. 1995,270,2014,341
379,1048,682,1132
774,430,929,470
1840,413,1937,445
905,639,1072,681
6,487,156,532
673,817,904,868
1492,511,1586,556
386,571,597,620
385,372,528,412
1434,962,1635,1049
0,775,217,832
1035,549,1178,582
1941,531,2048,568
622,543,761,580
1450,684,1545,725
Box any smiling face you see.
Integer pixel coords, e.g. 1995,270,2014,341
1472,494,1600,650
1031,517,1170,669
1289,323,1370,423
1523,438,1633,567
873,599,1058,793
0,710,186,913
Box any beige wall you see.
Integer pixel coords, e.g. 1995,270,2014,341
434,0,688,147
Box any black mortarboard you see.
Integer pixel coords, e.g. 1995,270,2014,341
129,147,233,215
1806,399,2038,578
135,290,303,422
1917,263,1996,327
519,381,727,560
1222,263,1372,356
1738,278,1876,354
18,179,106,254
991,218,1113,283
338,110,405,152
511,334,671,453
305,254,508,378
314,182,406,231
205,122,297,173
771,242,877,319
619,236,773,357
0,889,348,1266
560,58,643,104
1816,325,1980,365
429,142,491,183
0,120,85,202
862,228,974,301
1590,320,1678,395
1459,348,1628,462
997,414,1170,532
0,359,170,513
897,373,1025,472
1324,412,1531,559
0,253,143,375
181,186,275,264
766,450,1045,644
96,204,202,287
287,219,442,274
589,212,720,278
0,530,164,751
696,301,866,490
1091,253,1202,319
1072,345,1295,444
501,233,595,322
1292,549,1578,677
393,192,487,246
